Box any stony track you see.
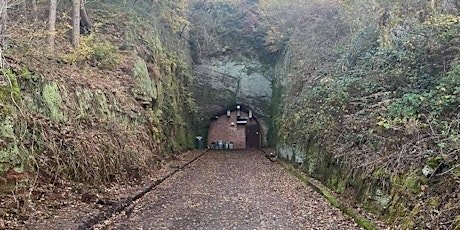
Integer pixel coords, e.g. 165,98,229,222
101,150,361,230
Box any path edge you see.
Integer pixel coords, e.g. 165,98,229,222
282,161,380,230
77,150,209,230
259,148,380,230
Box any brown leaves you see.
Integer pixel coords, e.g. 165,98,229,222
104,150,363,229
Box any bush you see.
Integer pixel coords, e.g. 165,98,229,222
66,35,120,69
91,40,121,69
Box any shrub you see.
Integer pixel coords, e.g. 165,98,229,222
66,35,120,69
91,40,121,69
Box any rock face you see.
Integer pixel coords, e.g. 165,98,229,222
0,3,196,183
193,57,272,141
0,72,22,179
188,0,275,142
273,43,460,229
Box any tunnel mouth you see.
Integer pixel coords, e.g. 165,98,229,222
207,105,262,150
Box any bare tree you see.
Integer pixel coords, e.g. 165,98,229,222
80,0,93,33
32,0,37,21
72,0,80,48
48,0,57,52
0,0,8,49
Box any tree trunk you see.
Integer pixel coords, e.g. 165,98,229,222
79,0,93,33
48,0,57,52
0,0,8,49
32,0,38,21
72,0,80,48
22,0,27,12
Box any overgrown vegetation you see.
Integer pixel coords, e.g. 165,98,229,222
266,0,460,228
1,0,196,187
65,33,121,69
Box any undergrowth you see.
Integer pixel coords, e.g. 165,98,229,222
2,1,196,186
270,0,460,228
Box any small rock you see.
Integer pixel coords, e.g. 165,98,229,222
81,192,98,203
422,165,435,176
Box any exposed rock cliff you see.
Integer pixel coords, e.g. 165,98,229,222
0,2,196,185
189,1,274,142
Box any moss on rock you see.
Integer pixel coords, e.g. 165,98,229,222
0,70,21,103
0,118,21,176
0,1,197,188
0,70,27,177
94,89,113,119
131,57,158,104
76,89,93,117
42,82,65,121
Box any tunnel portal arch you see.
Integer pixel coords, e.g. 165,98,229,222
207,105,264,149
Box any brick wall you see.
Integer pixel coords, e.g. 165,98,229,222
207,111,249,149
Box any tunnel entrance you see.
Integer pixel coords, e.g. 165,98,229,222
207,107,262,149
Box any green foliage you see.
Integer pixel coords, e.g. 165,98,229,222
282,80,349,144
66,34,120,69
272,0,460,227
91,40,121,69
385,94,423,121
382,62,460,128
0,70,21,104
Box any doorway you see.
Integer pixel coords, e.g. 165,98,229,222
245,125,260,149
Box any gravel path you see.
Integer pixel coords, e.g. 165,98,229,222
103,150,361,230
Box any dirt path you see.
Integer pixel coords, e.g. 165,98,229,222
101,150,361,230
